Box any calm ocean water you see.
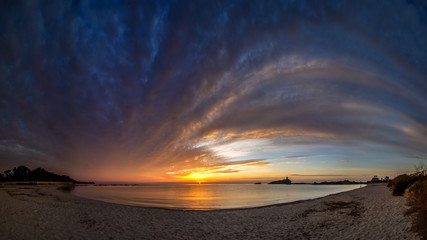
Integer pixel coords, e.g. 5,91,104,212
73,184,364,210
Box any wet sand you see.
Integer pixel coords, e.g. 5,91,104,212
0,183,419,239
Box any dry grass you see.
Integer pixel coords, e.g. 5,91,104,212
392,173,427,239
407,177,427,240
412,208,427,240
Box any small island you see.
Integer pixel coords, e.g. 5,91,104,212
269,177,292,184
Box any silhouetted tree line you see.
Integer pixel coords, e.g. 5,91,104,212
0,165,76,182
313,180,365,185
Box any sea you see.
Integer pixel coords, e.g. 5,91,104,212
73,183,364,210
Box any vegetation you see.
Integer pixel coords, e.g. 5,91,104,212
367,175,390,183
0,165,77,183
388,161,427,239
313,180,365,185
387,174,418,196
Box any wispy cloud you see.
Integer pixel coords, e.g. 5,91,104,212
285,161,302,165
167,158,269,178
282,155,311,160
210,169,240,174
0,1,426,181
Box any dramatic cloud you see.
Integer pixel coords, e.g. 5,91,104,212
0,0,426,182
282,155,311,159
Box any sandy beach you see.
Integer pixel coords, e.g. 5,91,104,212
0,183,419,240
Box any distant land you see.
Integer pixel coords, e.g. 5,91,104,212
265,176,391,185
268,177,292,184
313,180,365,185
312,176,391,185
0,165,94,184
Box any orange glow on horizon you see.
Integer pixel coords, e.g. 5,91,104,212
180,171,207,184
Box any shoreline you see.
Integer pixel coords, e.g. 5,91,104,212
212,185,367,212
0,183,419,239
72,184,366,211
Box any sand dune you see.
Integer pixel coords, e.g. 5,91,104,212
0,183,419,239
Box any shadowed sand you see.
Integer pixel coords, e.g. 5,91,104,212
0,183,419,239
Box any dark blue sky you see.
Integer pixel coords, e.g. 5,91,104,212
0,0,426,182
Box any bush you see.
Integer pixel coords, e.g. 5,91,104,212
390,165,427,239
406,177,427,239
388,174,418,196
408,177,427,208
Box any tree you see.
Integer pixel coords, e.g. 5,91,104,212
1,166,77,182
414,161,427,176
4,169,12,180
12,165,31,181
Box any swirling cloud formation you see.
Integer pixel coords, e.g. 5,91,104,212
0,0,426,182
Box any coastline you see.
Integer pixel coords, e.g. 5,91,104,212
0,183,419,239
72,183,364,211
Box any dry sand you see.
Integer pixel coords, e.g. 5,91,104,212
0,183,419,240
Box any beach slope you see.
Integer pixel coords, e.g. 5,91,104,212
0,183,419,239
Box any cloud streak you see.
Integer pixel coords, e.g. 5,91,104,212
282,155,311,160
0,0,426,181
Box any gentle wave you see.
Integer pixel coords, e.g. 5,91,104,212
73,184,365,210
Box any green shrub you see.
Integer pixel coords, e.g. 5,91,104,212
406,177,427,239
408,177,427,207
388,174,418,196
408,179,423,193
390,166,427,239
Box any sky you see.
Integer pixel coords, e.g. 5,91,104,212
0,0,426,183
